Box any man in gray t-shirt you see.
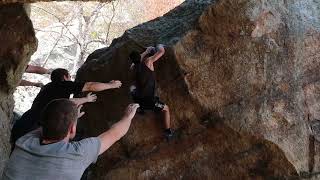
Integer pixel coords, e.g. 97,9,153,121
3,99,139,180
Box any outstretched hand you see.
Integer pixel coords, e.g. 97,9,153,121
77,105,85,119
86,92,97,102
124,103,140,120
109,80,122,89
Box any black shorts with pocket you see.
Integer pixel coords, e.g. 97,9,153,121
133,96,165,112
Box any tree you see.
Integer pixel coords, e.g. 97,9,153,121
31,1,119,75
29,0,182,75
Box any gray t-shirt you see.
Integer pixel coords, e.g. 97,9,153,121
2,130,101,180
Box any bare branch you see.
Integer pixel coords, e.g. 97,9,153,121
105,0,119,44
89,3,105,25
34,28,62,35
84,40,105,49
32,5,81,47
56,44,76,49
31,5,62,22
42,28,64,67
32,1,117,73
82,3,105,48
87,3,105,23
31,5,82,67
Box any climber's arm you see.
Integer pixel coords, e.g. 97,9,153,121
148,44,165,63
140,46,155,60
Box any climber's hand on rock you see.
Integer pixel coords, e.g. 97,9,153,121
86,92,97,102
124,103,140,120
109,80,122,89
146,46,155,53
156,44,165,49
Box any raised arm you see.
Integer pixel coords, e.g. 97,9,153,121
70,92,97,106
141,46,155,60
82,80,122,92
148,44,165,63
98,103,139,155
25,65,51,74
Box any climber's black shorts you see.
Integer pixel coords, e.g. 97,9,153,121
133,96,165,112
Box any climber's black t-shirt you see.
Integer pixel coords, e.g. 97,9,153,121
134,62,156,98
11,81,85,144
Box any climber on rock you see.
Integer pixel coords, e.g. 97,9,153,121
129,44,174,141
3,99,139,180
19,64,53,88
11,68,122,147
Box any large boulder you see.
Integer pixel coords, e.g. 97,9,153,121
76,0,320,178
0,3,37,175
0,0,112,4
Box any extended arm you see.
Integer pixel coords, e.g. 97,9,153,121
148,44,165,63
70,92,97,106
140,46,155,60
98,103,139,155
82,80,122,92
19,79,44,87
25,65,51,74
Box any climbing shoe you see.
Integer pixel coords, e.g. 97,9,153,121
164,128,174,141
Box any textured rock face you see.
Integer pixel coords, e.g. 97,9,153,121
0,3,37,175
99,122,298,179
0,0,318,178
76,0,320,179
